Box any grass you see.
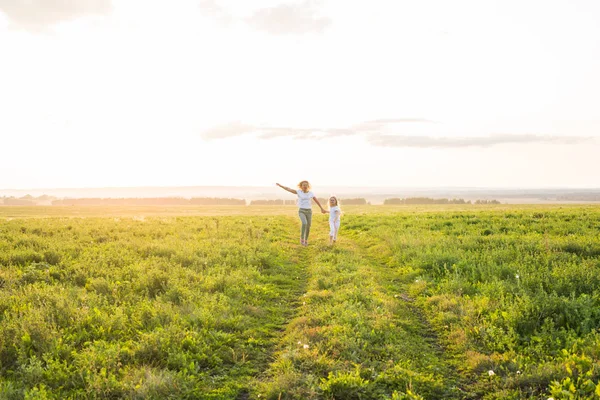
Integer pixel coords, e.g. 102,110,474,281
343,207,600,399
0,203,595,219
257,234,459,399
0,215,306,398
1,205,600,398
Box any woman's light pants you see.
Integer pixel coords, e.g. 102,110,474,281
298,208,312,240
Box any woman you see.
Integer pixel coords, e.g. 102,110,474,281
276,181,326,246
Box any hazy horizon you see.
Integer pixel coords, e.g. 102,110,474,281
1,0,599,189
2,183,600,192
2,183,600,200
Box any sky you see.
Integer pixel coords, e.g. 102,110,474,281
1,0,599,189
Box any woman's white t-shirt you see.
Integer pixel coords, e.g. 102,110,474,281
329,206,341,221
297,191,315,209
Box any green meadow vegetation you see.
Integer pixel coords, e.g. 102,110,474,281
0,205,599,399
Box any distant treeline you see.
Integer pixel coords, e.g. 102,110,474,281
384,197,470,205
1,195,503,206
338,198,368,205
1,195,55,206
556,194,600,201
51,197,246,206
474,199,501,204
2,196,371,206
315,198,368,205
384,197,500,205
250,199,297,205
1,198,37,206
250,198,368,206
189,198,246,205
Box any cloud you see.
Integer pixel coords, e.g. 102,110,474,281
198,0,223,15
353,118,439,133
201,119,434,140
202,124,335,140
197,0,331,35
201,121,254,140
198,0,232,24
368,133,591,148
201,119,592,148
258,127,356,140
0,0,112,31
246,1,332,35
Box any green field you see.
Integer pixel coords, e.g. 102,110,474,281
1,205,600,399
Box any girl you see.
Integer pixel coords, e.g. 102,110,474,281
276,181,326,246
327,196,341,245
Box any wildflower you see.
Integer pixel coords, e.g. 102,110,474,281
516,370,521,375
297,341,302,345
303,344,309,349
515,274,520,279
488,370,495,376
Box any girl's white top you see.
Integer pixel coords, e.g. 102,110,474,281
297,190,315,209
329,206,341,221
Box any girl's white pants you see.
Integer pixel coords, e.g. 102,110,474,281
329,219,340,239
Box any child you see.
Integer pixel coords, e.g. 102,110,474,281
276,181,326,246
327,196,341,245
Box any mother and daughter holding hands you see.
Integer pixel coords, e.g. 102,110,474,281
276,181,341,247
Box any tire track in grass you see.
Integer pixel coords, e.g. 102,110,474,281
254,219,460,399
237,215,314,399
348,234,462,399
249,216,335,399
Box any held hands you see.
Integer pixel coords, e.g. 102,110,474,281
321,209,327,214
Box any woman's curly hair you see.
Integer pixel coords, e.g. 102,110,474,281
297,181,311,190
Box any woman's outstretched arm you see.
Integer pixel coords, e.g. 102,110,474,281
313,196,326,213
276,183,297,195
